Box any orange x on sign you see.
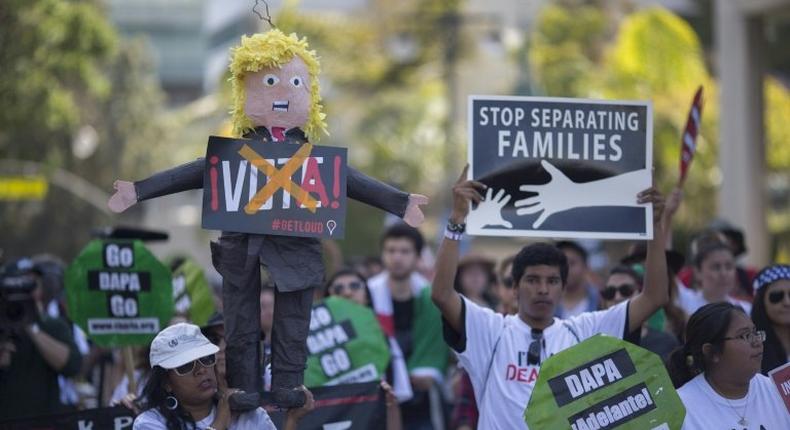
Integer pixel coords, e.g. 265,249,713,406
238,143,318,214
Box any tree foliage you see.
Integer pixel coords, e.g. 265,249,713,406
527,3,790,249
0,0,168,260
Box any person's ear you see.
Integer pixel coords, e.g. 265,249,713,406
701,343,719,364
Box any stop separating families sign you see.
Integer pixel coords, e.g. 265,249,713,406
65,240,173,347
468,95,653,240
525,334,684,430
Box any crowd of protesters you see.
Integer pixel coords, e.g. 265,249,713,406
1,178,788,429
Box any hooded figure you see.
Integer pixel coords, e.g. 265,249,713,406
108,30,427,410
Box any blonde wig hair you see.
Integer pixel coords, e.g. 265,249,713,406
229,30,328,141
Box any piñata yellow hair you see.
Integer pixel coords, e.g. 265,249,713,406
229,30,328,141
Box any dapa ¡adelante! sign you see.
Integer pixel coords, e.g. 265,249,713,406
201,136,347,239
525,334,684,430
468,96,653,241
65,240,173,347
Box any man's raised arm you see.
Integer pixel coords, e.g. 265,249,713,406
627,187,669,333
431,165,485,333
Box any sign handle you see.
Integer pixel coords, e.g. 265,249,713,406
123,346,137,396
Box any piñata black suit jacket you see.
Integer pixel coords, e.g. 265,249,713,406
133,127,410,292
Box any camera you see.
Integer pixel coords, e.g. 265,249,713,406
0,259,39,334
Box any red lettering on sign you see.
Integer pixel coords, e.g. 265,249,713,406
301,157,329,208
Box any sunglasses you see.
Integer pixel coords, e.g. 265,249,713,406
527,330,543,365
601,284,637,300
768,289,790,304
330,281,364,295
173,354,217,376
502,276,515,289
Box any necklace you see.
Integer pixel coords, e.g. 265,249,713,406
704,375,750,426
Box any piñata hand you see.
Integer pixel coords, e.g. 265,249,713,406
108,180,138,213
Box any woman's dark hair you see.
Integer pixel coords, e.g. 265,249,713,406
454,261,497,308
608,265,643,287
751,278,787,374
139,366,201,430
324,268,372,306
511,243,568,286
667,302,746,388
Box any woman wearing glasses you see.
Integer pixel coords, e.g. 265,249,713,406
751,264,790,374
133,323,311,430
600,265,679,360
668,302,789,429
325,268,371,306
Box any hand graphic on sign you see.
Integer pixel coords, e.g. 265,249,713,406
515,160,578,228
515,160,650,229
468,187,513,230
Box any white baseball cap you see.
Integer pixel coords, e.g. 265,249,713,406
150,323,219,369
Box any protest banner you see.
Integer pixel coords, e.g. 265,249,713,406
304,297,390,387
0,406,135,430
468,95,653,240
65,240,173,347
169,256,215,326
202,136,347,239
525,334,684,430
269,382,385,429
768,361,790,415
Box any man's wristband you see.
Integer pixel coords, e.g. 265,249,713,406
445,221,466,241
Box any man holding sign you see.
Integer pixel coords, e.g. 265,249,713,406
107,30,428,410
431,165,668,429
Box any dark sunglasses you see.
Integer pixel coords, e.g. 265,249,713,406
601,284,637,300
768,289,790,304
173,354,217,376
330,281,364,295
527,330,543,365
502,276,515,289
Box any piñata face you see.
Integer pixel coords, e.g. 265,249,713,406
243,56,311,131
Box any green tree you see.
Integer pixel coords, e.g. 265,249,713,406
0,0,168,260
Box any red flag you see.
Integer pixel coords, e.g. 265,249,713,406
679,86,704,184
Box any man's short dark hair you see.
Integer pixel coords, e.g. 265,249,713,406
381,223,424,254
512,243,568,286
555,240,588,264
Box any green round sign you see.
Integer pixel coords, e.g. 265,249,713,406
65,239,173,347
525,334,685,430
304,296,390,387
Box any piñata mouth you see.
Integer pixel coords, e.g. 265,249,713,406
272,101,289,112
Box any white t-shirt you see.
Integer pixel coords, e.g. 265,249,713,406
133,405,275,430
677,373,790,429
676,287,752,316
447,297,630,430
